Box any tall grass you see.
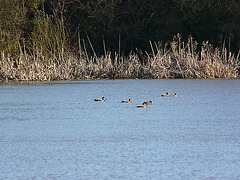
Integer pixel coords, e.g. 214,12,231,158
0,34,239,82
0,1,239,82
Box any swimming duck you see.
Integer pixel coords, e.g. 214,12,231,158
94,97,106,102
161,92,169,97
121,98,133,103
144,101,152,105
136,102,147,108
170,93,178,97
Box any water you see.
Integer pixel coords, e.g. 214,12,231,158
0,79,240,179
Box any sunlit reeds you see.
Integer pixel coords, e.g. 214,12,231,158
0,35,239,82
145,35,239,79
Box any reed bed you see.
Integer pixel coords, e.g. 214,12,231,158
0,36,239,82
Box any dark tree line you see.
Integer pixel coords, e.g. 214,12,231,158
61,0,240,54
0,0,240,56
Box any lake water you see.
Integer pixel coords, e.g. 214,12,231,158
0,79,240,179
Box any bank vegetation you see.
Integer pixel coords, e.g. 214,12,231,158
0,0,239,81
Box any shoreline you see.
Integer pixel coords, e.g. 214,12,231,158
1,76,239,84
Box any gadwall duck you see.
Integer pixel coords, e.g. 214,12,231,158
121,98,133,103
144,101,152,105
94,97,106,102
170,93,178,97
136,102,147,108
161,92,169,97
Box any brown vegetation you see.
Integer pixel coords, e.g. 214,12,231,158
1,35,239,82
0,1,239,82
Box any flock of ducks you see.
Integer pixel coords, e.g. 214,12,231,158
94,92,177,108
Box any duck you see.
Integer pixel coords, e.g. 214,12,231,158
94,97,106,102
121,98,133,103
170,93,178,97
143,101,152,105
136,102,147,108
161,92,169,97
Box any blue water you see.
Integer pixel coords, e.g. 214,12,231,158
0,79,240,179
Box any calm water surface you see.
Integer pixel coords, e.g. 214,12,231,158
0,79,240,179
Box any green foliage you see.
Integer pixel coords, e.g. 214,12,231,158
0,0,26,56
30,2,68,63
0,0,43,56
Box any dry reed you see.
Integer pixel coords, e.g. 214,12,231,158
0,35,239,82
